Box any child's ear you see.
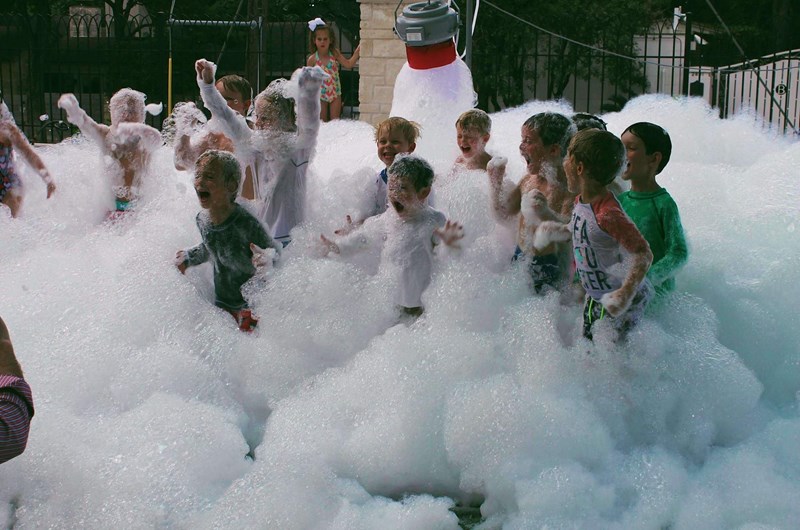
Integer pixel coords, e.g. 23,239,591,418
408,142,417,153
417,186,431,200
651,151,663,170
482,133,490,144
547,143,562,158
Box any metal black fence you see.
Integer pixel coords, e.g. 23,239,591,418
0,12,360,143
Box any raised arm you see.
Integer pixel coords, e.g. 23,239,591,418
57,93,109,146
335,43,361,70
1,123,55,198
293,66,327,150
487,157,521,220
0,316,34,464
195,59,251,143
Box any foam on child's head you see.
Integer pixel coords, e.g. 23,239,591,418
255,79,296,132
375,117,421,143
109,88,148,124
572,112,607,132
456,109,491,135
523,112,575,156
388,153,434,191
197,150,241,197
624,122,672,174
568,129,625,186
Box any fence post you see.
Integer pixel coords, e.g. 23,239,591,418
682,1,692,96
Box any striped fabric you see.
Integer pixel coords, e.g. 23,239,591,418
0,374,34,464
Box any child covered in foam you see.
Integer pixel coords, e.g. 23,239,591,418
57,88,162,216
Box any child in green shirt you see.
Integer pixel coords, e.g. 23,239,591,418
618,122,688,294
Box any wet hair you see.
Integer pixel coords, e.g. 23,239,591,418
522,112,575,156
389,154,434,191
309,22,340,56
217,74,253,104
456,109,491,135
196,150,241,200
255,78,296,132
375,117,420,144
567,129,625,186
572,112,607,132
109,88,146,124
623,122,672,174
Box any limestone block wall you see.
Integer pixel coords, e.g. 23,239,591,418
357,0,410,126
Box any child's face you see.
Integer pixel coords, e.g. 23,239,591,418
377,129,415,167
456,126,489,159
194,160,235,211
216,82,249,117
620,131,656,182
387,173,428,219
254,99,277,131
519,126,549,172
314,30,331,53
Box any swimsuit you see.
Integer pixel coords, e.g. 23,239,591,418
314,52,341,103
0,145,21,202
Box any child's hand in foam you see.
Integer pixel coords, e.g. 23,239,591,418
57,94,80,117
298,66,329,93
487,156,507,186
250,243,278,271
195,59,216,84
521,189,548,221
434,220,465,249
600,289,632,318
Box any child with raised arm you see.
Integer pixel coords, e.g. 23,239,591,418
0,99,56,217
619,122,688,295
175,150,280,332
321,154,463,318
536,129,653,342
195,58,327,245
307,18,361,122
488,112,576,293
452,109,493,172
58,88,162,216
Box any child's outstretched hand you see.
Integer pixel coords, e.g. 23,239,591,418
174,250,188,274
298,66,329,93
250,243,278,271
533,220,570,251
195,59,216,84
319,234,340,257
57,94,82,123
434,220,465,249
334,214,364,236
600,288,633,318
487,156,508,187
45,180,56,199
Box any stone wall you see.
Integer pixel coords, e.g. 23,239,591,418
357,0,409,126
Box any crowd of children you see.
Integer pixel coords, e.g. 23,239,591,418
2,25,688,342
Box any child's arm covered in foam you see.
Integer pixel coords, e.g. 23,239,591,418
487,157,521,221
195,59,251,143
294,66,327,151
598,206,653,316
57,93,110,146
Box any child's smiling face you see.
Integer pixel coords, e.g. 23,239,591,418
376,129,415,168
456,126,488,160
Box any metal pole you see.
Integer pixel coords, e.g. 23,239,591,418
682,1,691,96
465,0,473,68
